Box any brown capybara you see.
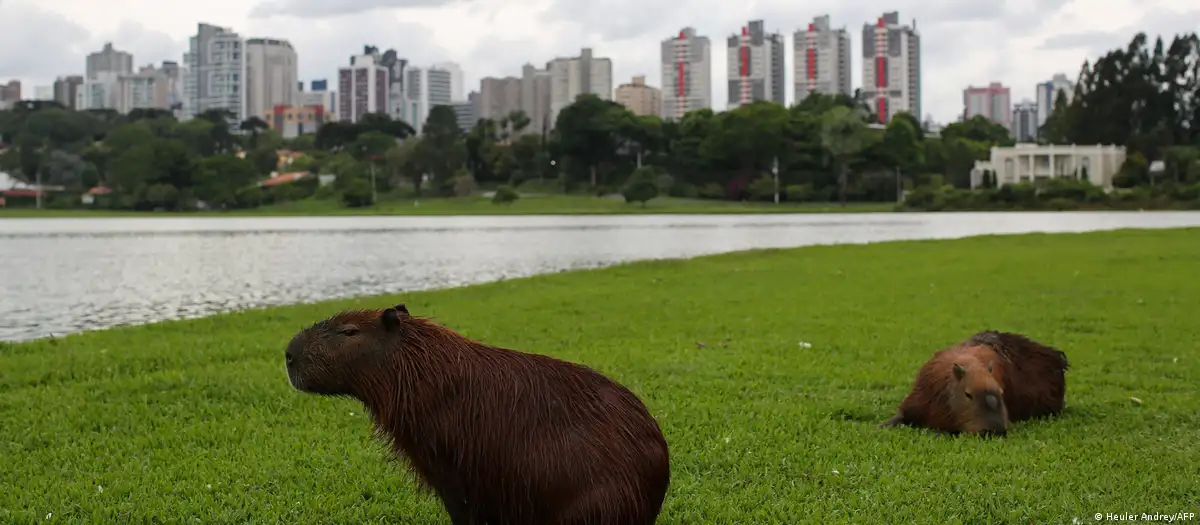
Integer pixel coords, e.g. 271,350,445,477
285,303,671,525
880,330,1070,437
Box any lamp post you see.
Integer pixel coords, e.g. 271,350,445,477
368,154,382,205
772,157,779,204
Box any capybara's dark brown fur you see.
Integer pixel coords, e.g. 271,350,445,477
285,304,671,525
881,330,1070,437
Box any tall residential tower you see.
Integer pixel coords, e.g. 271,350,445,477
183,23,246,121
860,11,920,123
337,51,388,123
547,48,613,128
963,81,1011,127
726,20,785,108
245,38,298,120
661,27,711,120
794,15,852,102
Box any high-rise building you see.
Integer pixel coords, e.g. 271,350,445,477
1011,100,1038,142
53,76,83,109
32,86,52,101
87,43,133,80
245,38,298,121
298,79,337,120
114,65,170,113
726,20,785,108
0,80,20,109
337,51,388,123
615,75,661,117
451,95,478,133
794,15,852,102
520,64,552,134
432,61,465,102
158,61,183,111
860,11,921,124
78,72,119,110
81,43,135,112
182,23,246,122
1036,73,1074,127
479,76,522,122
402,64,459,131
963,82,1011,127
355,46,408,121
426,67,454,107
548,48,613,129
660,27,711,121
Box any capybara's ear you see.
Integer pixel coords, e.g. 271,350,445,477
953,363,966,381
381,307,403,332
393,303,409,315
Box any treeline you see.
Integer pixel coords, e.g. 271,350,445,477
907,31,1200,210
2,30,1198,212
0,94,1007,210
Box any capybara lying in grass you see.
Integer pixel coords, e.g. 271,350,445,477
881,330,1070,437
285,303,671,525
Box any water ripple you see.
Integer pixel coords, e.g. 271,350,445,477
2,211,1199,342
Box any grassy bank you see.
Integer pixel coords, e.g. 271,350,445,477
2,229,1198,523
0,194,895,218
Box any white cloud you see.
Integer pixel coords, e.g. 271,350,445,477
1,0,1197,124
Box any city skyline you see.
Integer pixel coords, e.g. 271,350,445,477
1,0,1197,124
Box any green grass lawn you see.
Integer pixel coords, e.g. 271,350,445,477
2,228,1198,523
0,194,895,218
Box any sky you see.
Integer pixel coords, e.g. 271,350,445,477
1,0,1199,124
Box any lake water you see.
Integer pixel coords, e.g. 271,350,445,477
2,211,1199,342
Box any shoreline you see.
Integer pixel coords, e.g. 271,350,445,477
6,225,1200,343
2,229,1196,523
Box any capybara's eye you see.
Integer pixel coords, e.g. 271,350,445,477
337,326,360,337
964,391,973,399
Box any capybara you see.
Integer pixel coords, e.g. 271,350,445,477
880,330,1070,437
285,303,671,525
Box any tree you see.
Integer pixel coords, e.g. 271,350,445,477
421,106,467,194
941,115,1014,147
196,155,259,208
820,106,872,206
882,113,925,179
239,117,270,148
507,110,531,135
492,185,519,204
700,101,790,199
351,131,396,162
386,138,427,196
554,94,627,188
622,167,659,206
39,150,88,188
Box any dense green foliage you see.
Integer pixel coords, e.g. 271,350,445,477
905,31,1200,210
4,31,1200,213
2,228,1198,522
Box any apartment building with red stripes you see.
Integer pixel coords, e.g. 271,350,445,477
725,20,785,109
793,15,852,103
660,27,712,121
860,11,921,124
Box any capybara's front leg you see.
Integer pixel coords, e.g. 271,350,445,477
439,494,483,525
879,412,906,428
